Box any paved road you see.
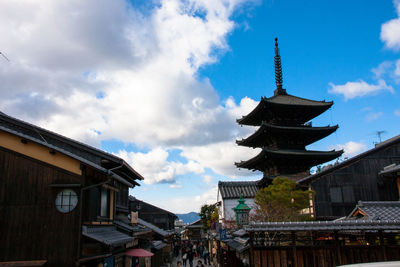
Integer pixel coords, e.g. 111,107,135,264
171,253,216,267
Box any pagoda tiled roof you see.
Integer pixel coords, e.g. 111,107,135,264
236,122,338,148
265,94,333,106
218,181,259,199
235,148,343,174
237,94,333,126
348,201,400,221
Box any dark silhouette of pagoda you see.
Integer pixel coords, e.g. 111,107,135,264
235,38,343,186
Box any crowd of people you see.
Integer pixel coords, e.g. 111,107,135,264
174,240,211,267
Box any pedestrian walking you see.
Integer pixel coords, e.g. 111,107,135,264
187,248,194,267
182,249,188,267
202,247,209,265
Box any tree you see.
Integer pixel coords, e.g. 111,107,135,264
199,204,218,229
252,177,314,222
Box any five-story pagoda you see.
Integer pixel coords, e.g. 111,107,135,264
235,38,343,186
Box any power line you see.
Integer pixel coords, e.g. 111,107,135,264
0,52,10,62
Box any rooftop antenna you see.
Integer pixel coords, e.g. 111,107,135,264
376,130,386,143
273,38,287,96
0,52,10,62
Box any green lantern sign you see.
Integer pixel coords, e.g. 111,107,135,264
232,195,251,227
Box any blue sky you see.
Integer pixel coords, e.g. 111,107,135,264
1,0,400,213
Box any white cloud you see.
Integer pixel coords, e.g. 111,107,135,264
328,79,394,100
166,186,218,213
395,109,400,116
330,141,367,158
203,175,213,184
0,0,256,149
381,0,400,50
169,183,182,189
365,111,383,122
116,147,204,184
395,59,400,76
372,61,393,79
0,0,261,184
180,141,262,178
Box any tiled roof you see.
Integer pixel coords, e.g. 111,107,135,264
225,238,249,253
348,201,400,221
82,226,134,247
218,181,258,199
265,94,333,106
245,220,400,232
0,112,144,183
380,164,400,176
138,218,171,237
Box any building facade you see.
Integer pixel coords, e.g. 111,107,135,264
217,181,258,228
298,134,400,220
0,112,144,266
129,196,177,230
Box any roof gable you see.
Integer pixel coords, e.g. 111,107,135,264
298,134,400,185
218,181,258,199
348,201,400,221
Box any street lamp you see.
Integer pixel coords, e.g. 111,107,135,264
232,195,251,228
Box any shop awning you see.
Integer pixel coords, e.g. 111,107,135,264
152,240,167,250
82,225,134,247
126,248,154,257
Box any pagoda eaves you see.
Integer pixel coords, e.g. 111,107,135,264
235,148,344,175
237,94,333,126
236,122,339,149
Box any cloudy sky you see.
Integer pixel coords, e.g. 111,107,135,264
1,0,400,213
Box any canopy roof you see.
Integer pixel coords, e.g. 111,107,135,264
126,248,154,257
235,148,343,175
236,122,338,148
237,95,333,126
82,226,133,247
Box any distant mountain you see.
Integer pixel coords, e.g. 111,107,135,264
176,212,200,224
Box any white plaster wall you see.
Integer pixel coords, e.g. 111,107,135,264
223,198,255,221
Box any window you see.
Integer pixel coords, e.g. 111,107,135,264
55,189,78,213
100,187,110,217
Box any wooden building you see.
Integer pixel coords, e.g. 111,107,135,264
0,112,144,266
184,219,203,241
235,38,342,186
129,196,177,230
245,220,400,267
298,134,400,220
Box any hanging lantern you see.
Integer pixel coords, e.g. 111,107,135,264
232,195,251,227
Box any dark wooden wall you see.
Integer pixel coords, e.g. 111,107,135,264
311,142,400,220
0,147,82,266
129,199,176,230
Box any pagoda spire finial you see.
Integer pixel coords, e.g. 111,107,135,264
274,37,287,96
